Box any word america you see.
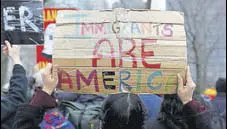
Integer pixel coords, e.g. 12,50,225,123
58,69,175,93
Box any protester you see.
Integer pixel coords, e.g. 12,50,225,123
11,64,216,129
210,78,226,129
26,64,45,101
211,78,226,113
0,64,41,101
145,67,214,129
32,64,45,88
11,63,71,129
1,41,28,129
101,93,148,129
1,76,38,102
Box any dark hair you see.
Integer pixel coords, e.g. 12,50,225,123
215,78,226,93
101,93,147,129
158,94,188,129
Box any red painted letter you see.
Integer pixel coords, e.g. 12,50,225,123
76,70,99,92
92,39,116,67
141,39,161,68
58,71,73,90
119,39,137,68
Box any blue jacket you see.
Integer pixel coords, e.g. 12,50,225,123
139,94,163,120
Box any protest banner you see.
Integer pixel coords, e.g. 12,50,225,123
53,9,187,94
1,0,43,44
36,45,52,70
37,8,77,70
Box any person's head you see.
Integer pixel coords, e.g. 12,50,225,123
158,94,188,129
101,93,147,129
32,64,45,88
215,78,226,94
25,65,45,101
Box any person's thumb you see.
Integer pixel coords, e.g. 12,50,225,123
52,65,59,83
44,63,52,76
186,66,193,84
177,73,184,93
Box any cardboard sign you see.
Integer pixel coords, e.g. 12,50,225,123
53,9,187,94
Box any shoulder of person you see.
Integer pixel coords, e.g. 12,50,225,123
144,120,166,129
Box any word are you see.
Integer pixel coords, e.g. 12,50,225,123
92,39,161,69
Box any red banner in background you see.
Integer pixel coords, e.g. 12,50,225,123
43,8,77,30
36,8,77,69
36,45,52,70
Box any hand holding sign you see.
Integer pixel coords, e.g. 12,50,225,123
177,66,196,105
2,40,21,65
42,63,58,95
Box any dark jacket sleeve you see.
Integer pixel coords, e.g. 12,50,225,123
12,89,57,129
183,100,213,129
1,64,28,122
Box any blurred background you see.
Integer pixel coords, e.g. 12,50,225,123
1,0,226,94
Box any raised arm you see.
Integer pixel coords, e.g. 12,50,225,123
12,63,58,129
177,67,212,129
1,41,28,122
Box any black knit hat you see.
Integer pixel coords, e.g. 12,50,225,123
215,78,226,93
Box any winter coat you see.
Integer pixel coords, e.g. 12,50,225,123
1,64,28,129
211,94,226,114
145,100,214,129
11,88,57,129
12,91,106,129
210,94,226,129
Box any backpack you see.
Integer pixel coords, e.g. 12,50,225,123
58,100,103,129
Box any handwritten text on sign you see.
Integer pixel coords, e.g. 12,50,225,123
53,9,187,94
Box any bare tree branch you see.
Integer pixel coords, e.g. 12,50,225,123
168,0,196,42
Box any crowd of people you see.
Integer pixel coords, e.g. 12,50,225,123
1,40,226,129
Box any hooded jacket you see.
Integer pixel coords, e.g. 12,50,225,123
145,100,214,129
